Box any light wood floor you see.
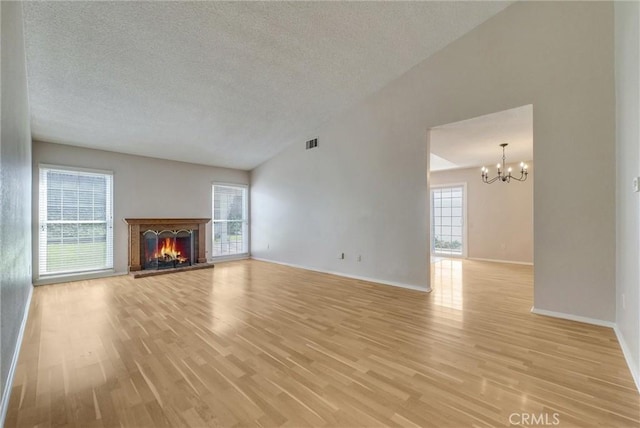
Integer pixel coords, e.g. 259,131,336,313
6,259,639,427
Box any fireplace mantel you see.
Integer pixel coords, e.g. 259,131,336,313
123,218,210,271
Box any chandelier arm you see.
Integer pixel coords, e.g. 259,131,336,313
482,175,501,184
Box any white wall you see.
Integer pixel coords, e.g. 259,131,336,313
0,2,33,419
251,2,616,321
430,162,533,264
32,142,249,279
614,1,640,389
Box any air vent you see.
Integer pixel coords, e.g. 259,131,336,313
305,138,318,150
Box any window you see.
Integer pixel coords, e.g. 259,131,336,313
431,185,465,256
212,184,248,257
38,166,113,276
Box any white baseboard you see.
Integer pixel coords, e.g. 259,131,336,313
530,306,615,328
614,326,640,393
468,257,533,266
0,284,33,426
251,257,431,293
530,307,640,393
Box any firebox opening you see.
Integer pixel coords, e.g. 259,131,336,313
143,229,194,270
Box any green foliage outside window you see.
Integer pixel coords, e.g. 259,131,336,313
434,237,462,250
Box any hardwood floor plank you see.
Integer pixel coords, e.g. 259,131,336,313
6,259,639,427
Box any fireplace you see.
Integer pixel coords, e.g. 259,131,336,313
143,229,193,270
124,218,210,273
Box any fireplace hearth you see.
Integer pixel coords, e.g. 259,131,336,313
124,218,212,276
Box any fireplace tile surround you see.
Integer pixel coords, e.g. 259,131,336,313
124,218,210,273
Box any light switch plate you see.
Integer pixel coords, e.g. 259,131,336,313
634,177,640,193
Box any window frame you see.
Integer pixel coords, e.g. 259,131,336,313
211,182,249,259
430,182,468,258
37,163,115,279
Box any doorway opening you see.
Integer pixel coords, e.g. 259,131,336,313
427,104,534,302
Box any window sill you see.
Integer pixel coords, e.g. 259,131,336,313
35,269,125,286
210,254,250,263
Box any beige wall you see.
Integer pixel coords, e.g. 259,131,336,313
430,162,533,264
1,2,34,417
32,142,249,280
251,2,616,321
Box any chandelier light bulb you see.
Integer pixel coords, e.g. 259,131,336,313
496,163,501,169
508,167,512,173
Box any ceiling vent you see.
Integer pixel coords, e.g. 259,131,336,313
305,138,318,150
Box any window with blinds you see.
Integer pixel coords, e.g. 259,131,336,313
212,184,248,257
38,166,114,276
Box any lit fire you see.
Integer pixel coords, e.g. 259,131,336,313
153,238,187,263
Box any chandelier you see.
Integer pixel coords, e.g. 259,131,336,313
481,143,528,184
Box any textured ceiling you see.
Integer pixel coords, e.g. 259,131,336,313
23,1,511,170
430,104,533,172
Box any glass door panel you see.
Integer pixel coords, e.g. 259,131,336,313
431,185,464,256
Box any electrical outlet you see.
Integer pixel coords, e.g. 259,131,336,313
338,252,344,260
357,255,362,262
633,177,640,193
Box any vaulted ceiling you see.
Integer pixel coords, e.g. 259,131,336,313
23,1,511,170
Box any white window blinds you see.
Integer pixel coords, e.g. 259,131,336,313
38,166,114,276
212,184,248,257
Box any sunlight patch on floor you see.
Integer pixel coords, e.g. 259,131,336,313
431,258,463,310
